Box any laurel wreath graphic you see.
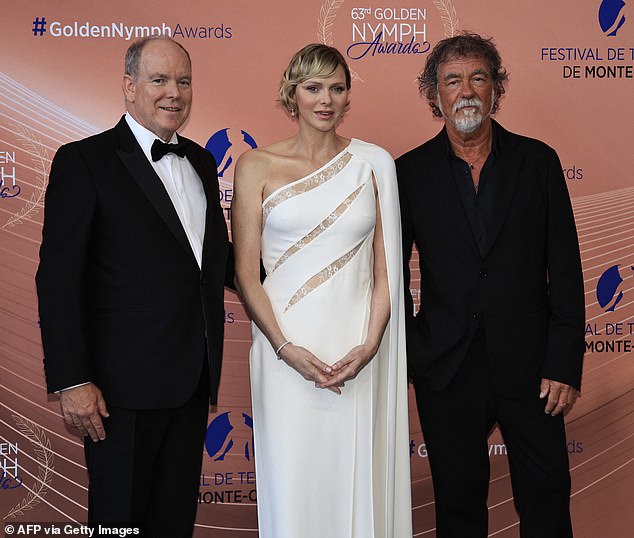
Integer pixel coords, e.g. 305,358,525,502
4,415,54,520
433,0,460,38
2,124,50,229
318,0,364,81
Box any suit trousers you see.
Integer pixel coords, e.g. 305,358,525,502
84,361,210,537
414,330,573,538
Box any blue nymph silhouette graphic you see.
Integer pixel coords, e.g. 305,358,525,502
598,0,627,36
205,128,257,178
596,264,634,311
205,412,254,461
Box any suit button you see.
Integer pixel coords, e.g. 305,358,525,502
201,278,209,285
479,268,488,278
473,312,481,320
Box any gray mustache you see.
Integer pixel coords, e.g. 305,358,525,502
453,98,483,113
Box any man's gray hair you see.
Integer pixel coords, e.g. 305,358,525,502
124,35,191,80
418,32,508,118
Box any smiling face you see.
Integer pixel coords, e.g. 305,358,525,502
123,39,192,142
294,65,349,133
435,55,494,135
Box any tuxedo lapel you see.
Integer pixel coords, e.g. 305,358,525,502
484,122,523,257
426,131,480,256
114,118,198,266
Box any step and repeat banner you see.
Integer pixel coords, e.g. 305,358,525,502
1,1,632,536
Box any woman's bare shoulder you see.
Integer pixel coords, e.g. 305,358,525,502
235,139,296,181
239,138,295,165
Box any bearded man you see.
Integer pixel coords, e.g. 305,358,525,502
396,33,585,537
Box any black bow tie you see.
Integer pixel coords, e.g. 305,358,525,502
151,138,188,161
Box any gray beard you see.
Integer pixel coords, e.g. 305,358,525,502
452,114,484,134
438,92,494,134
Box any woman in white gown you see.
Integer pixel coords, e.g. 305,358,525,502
232,44,411,538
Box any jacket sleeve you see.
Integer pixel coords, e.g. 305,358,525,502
36,143,96,392
395,157,424,378
541,146,585,389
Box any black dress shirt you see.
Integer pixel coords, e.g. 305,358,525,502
445,128,499,257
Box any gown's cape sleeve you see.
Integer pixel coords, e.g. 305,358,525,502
350,139,413,536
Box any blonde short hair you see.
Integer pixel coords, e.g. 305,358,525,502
279,44,351,115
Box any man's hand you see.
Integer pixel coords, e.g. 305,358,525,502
540,378,579,416
59,383,109,441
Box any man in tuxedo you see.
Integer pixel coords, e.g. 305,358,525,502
396,33,584,537
36,36,232,535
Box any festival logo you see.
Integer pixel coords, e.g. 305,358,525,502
586,263,634,354
598,0,627,36
540,1,633,79
206,128,257,179
205,128,257,223
200,412,256,505
2,417,54,520
317,0,460,81
596,264,633,312
205,411,254,462
1,125,48,230
0,151,19,200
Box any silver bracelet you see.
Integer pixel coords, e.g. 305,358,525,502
275,340,292,359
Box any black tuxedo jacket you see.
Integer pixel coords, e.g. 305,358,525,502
396,121,585,397
36,117,231,407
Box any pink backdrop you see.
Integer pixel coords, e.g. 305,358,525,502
1,1,633,536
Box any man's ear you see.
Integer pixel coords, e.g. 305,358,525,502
123,75,135,103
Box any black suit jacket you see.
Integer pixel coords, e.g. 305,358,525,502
396,121,585,397
36,117,232,407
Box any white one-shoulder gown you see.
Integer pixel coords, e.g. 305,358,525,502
250,139,412,538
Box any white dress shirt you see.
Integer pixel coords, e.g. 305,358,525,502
125,112,207,268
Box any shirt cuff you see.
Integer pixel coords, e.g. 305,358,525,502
55,381,91,394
